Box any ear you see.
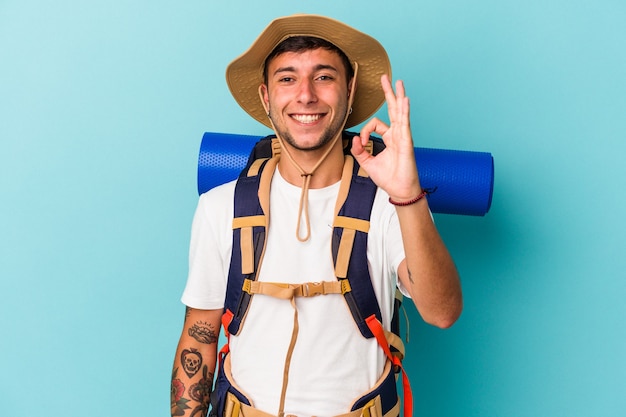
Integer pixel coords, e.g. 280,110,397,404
347,77,357,99
260,84,270,108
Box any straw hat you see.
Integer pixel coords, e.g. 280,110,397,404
226,14,391,129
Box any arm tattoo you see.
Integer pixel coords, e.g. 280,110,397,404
181,348,203,378
171,367,191,416
189,365,214,417
407,268,415,284
188,321,218,345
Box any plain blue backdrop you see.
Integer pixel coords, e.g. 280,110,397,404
1,1,625,416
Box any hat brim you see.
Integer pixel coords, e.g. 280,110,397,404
226,14,391,129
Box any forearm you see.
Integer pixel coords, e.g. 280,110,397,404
396,198,463,328
171,308,222,417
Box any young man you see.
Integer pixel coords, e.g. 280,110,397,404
171,14,462,417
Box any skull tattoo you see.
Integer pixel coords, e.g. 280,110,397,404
181,348,203,378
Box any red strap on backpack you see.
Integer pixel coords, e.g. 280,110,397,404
219,309,234,359
365,314,413,417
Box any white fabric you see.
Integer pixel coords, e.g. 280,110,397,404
182,167,406,417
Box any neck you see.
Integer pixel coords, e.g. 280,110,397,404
277,133,345,188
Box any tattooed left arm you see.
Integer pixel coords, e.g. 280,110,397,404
171,307,222,417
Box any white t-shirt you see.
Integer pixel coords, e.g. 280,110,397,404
182,167,406,417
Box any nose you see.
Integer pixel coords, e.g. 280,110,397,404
297,78,317,104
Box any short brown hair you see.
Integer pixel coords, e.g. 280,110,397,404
262,36,355,85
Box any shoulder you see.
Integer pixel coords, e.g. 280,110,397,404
191,180,237,236
197,180,237,215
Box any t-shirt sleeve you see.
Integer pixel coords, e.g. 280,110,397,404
386,214,406,272
370,188,408,299
180,182,235,309
383,202,411,297
383,196,436,299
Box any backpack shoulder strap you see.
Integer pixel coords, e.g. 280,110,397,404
332,152,382,339
223,135,278,336
338,140,408,373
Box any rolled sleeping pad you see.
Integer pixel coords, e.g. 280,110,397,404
198,132,494,216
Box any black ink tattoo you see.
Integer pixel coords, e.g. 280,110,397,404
188,321,218,345
189,365,213,417
407,268,415,284
181,348,203,378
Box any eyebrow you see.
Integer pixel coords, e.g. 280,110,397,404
272,64,339,76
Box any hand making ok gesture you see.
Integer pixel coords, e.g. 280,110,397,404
351,74,422,203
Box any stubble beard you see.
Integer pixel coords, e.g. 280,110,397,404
269,103,348,152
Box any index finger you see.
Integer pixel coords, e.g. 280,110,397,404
359,117,389,144
381,75,407,124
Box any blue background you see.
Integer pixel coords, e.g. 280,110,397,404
1,1,625,416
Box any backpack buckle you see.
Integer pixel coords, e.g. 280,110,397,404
303,282,324,296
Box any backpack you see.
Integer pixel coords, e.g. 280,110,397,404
213,132,412,417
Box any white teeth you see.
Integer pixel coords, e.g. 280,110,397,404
292,114,321,124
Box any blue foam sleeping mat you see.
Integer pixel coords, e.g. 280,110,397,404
197,132,494,216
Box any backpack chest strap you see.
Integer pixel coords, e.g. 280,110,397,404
243,279,351,299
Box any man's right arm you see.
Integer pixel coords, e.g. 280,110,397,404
171,307,223,417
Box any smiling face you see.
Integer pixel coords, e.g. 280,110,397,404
261,48,352,152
